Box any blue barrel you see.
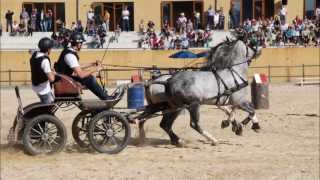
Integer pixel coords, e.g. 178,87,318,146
127,85,144,109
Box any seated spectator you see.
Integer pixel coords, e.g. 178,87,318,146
114,24,121,43
56,18,63,32
70,22,76,31
147,20,155,33
286,26,295,44
181,35,189,49
187,30,196,47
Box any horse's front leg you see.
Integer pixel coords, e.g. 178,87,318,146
219,106,233,128
239,101,261,132
219,106,243,135
188,103,218,145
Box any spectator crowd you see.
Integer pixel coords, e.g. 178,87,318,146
5,8,55,37
2,5,319,49
233,6,320,47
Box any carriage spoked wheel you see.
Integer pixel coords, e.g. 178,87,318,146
72,111,93,148
22,114,67,155
88,111,131,154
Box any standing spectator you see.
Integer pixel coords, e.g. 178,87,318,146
40,9,45,31
27,20,33,36
104,10,110,32
5,10,14,32
316,6,320,21
122,6,130,31
213,11,220,29
186,19,193,33
35,8,41,31
0,23,2,36
177,12,187,34
86,8,94,32
47,9,53,31
280,5,287,24
75,20,84,33
20,8,29,32
207,5,214,29
194,11,201,30
30,9,37,32
218,8,225,30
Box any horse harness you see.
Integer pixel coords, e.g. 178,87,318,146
210,48,254,106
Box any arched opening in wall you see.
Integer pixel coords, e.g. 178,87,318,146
22,2,65,32
304,0,319,19
161,1,203,30
92,2,134,31
230,0,274,26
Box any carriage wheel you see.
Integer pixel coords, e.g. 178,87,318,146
22,114,67,155
88,111,131,154
72,111,93,148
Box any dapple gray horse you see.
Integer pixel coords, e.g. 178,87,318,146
141,38,261,146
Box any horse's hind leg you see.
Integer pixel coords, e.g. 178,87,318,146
160,110,181,146
188,103,218,145
238,101,261,132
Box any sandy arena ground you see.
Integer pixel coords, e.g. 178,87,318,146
0,84,319,180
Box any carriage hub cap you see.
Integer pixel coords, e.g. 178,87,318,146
106,129,114,137
41,133,49,141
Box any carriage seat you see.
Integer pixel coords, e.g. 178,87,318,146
54,74,84,100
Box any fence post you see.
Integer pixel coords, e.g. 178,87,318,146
8,69,12,86
302,64,305,82
268,65,271,82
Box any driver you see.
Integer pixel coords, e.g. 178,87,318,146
54,32,113,100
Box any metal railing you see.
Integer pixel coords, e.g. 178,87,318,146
1,64,319,86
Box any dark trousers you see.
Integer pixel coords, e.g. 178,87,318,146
122,19,129,31
6,20,12,32
71,75,108,100
207,16,214,29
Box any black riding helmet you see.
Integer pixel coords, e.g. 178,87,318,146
38,37,54,53
70,32,85,45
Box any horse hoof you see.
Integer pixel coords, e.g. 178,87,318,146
235,125,243,136
171,139,184,147
221,120,230,129
252,123,261,132
211,141,219,146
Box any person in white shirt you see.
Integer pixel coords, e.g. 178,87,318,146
213,11,220,29
55,32,114,100
280,5,287,24
122,6,130,31
30,37,55,103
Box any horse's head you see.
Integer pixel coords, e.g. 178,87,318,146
204,37,261,70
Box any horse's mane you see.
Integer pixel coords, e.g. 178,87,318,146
202,38,240,70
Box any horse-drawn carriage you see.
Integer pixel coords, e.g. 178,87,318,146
8,74,134,155
8,37,262,155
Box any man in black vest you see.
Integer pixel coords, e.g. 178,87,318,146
55,32,111,100
30,37,55,103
